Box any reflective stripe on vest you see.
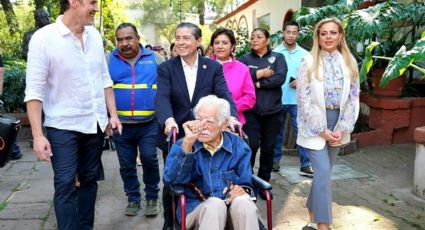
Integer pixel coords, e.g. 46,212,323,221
113,84,157,89
117,110,155,116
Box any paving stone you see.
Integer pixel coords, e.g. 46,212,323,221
0,179,21,202
0,202,51,220
0,219,43,230
1,161,35,177
9,180,53,203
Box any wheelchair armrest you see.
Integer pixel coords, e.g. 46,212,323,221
169,184,185,196
252,175,272,190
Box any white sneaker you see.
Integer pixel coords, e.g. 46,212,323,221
303,222,318,230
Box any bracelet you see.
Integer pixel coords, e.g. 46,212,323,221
319,129,326,137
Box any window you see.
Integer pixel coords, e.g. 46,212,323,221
257,14,270,31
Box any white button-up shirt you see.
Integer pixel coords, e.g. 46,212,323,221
24,16,113,134
181,55,199,101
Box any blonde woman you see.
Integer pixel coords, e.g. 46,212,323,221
296,18,360,230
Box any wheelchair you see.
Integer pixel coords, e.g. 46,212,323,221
166,126,273,230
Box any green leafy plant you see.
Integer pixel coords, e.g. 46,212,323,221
270,30,282,48
234,27,250,59
360,32,425,87
1,59,26,113
292,0,425,88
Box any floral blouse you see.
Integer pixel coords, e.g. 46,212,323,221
297,52,360,137
322,51,344,109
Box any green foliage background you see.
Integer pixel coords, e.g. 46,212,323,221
0,0,128,112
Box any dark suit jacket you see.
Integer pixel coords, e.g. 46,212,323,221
155,55,237,138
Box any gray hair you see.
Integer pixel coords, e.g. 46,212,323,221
194,95,230,126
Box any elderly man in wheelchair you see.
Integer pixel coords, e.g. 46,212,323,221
164,95,260,230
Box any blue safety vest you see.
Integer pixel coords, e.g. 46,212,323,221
109,47,158,121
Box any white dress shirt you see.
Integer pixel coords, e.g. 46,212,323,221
24,16,113,134
181,55,199,101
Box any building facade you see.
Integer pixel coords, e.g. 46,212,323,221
215,0,302,38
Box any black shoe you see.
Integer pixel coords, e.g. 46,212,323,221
10,153,23,160
302,222,317,230
299,166,314,178
272,161,280,172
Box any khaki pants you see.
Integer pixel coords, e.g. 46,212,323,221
186,196,259,230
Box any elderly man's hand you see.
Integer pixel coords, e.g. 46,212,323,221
224,185,248,204
181,120,205,153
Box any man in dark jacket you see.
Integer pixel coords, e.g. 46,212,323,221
155,22,239,229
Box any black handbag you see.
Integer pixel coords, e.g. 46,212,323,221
0,101,21,167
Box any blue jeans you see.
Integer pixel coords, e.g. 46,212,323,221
46,126,104,230
113,119,160,202
10,142,21,156
273,105,310,169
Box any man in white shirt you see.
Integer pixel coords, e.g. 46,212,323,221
24,0,122,229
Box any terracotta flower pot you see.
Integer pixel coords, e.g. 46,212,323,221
371,68,404,98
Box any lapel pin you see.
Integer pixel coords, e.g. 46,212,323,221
203,65,207,69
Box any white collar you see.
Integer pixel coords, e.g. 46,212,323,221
181,55,199,70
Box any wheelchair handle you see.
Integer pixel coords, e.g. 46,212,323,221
166,127,177,144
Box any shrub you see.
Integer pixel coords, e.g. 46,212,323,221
1,59,26,113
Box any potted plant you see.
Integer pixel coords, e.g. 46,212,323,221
359,32,425,92
348,1,425,97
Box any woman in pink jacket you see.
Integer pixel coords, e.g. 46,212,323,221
209,28,256,124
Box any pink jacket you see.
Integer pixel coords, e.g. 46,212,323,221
212,56,256,124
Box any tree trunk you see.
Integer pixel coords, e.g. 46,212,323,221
35,0,43,10
197,0,205,25
0,0,20,34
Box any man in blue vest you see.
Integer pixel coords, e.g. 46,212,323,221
109,23,165,217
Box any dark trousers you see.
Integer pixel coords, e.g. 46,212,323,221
113,120,160,202
243,111,282,182
273,105,310,169
46,126,104,230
